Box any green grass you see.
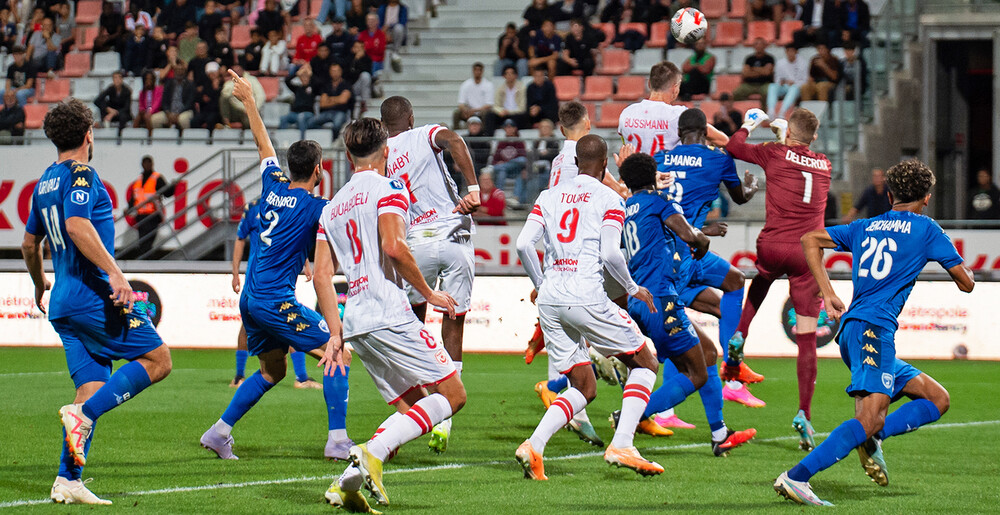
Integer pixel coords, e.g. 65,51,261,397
1,348,998,513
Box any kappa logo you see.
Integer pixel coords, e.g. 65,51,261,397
863,356,878,367
295,322,310,332
286,313,299,323
665,316,676,324
882,373,894,390
665,302,675,311
673,252,681,261
72,164,89,174
71,190,89,205
129,318,142,329
862,343,878,354
73,176,89,187
863,329,878,339
279,302,293,311
669,327,682,336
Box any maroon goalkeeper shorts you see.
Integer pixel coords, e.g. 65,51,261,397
754,240,821,318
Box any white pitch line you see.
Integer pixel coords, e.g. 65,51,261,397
0,368,234,378
1,419,997,509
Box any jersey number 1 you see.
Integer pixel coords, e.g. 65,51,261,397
557,208,580,243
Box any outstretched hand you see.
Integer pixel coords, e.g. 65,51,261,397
228,69,255,108
614,143,635,167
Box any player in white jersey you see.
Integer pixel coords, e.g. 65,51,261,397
379,96,480,453
618,61,730,155
315,118,466,512
514,134,664,480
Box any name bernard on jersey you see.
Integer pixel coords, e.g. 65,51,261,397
266,191,298,209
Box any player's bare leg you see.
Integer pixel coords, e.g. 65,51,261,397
411,302,427,322
604,346,665,476
232,325,248,387
792,315,818,451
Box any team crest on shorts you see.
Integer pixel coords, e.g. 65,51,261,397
319,320,329,333
881,373,894,390
435,349,449,365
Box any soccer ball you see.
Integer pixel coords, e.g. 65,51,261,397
671,8,709,45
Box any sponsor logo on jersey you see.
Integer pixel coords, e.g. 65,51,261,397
661,154,703,168
286,312,299,322
71,190,89,205
411,208,438,226
865,219,912,234
37,177,60,194
387,151,411,176
265,191,298,209
72,164,90,174
862,343,878,353
348,275,369,296
330,192,369,218
784,149,830,171
553,258,578,271
863,356,878,366
129,318,142,329
863,329,878,339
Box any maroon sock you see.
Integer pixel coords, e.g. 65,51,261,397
795,332,818,419
736,275,774,337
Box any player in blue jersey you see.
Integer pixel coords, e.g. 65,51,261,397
617,152,757,456
21,99,173,505
655,108,765,409
774,159,974,506
200,70,353,461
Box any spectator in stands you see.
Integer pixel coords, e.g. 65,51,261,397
526,66,558,126
316,0,347,26
211,26,237,67
311,43,332,82
747,0,783,27
189,42,216,85
465,116,491,173
125,2,155,32
279,64,318,139
127,156,177,258
378,0,406,72
794,0,840,48
679,38,715,100
134,70,163,134
27,17,60,73
551,0,585,32
843,168,890,221
840,40,867,100
345,0,369,34
191,61,223,130
95,70,133,129
491,65,527,129
528,19,561,79
0,89,25,142
733,38,773,101
839,0,870,46
474,169,507,225
557,18,596,76
599,0,623,24
531,118,558,187
325,16,355,64
344,39,373,111
712,92,742,136
357,13,387,77
255,0,286,38
160,0,197,40
177,22,202,63
123,24,151,76
242,29,266,72
491,119,528,204
149,26,170,70
1,9,17,52
968,169,1000,220
260,29,288,75
291,18,323,76
800,42,841,102
310,62,352,137
766,44,808,118
152,61,196,132
496,23,528,77
523,0,552,32
199,1,225,42
54,2,74,58
221,64,266,127
94,2,125,53
158,45,182,80
2,46,34,107
454,62,494,130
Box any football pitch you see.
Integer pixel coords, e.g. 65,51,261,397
1,348,998,513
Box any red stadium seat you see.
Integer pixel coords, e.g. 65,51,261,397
733,100,762,113
728,0,746,18
712,74,742,98
75,1,101,24
553,76,581,101
595,102,628,128
596,49,630,75
76,27,98,51
39,79,70,103
648,22,669,48
700,0,728,19
698,101,721,122
290,24,305,43
620,22,648,38
61,53,91,78
744,21,776,45
258,77,280,101
581,76,613,101
24,104,50,129
583,102,597,123
596,22,616,48
778,20,803,46
310,0,322,17
613,75,646,101
231,25,251,49
712,21,744,47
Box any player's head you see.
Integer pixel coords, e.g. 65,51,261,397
287,140,323,184
343,117,390,173
787,107,819,146
44,98,94,159
574,134,608,180
380,95,413,134
677,108,707,145
885,159,935,207
142,155,153,172
558,101,590,137
648,61,681,100
618,153,657,192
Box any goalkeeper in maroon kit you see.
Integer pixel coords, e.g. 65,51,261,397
723,108,832,452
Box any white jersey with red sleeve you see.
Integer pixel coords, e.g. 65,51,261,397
617,99,688,155
549,139,578,188
385,124,474,246
530,174,626,307
317,170,416,338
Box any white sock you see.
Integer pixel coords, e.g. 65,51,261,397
725,380,742,390
656,408,675,418
572,408,591,424
338,465,364,491
611,368,657,449
454,361,462,377
711,425,730,442
367,393,452,461
374,412,404,438
213,419,233,438
529,387,587,454
329,429,349,441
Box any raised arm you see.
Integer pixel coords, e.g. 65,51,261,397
434,128,481,214
379,211,457,317
313,235,346,375
726,170,758,204
801,229,845,320
228,69,275,162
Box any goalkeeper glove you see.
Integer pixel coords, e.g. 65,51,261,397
741,108,769,133
770,118,788,144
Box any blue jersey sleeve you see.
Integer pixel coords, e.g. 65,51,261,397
63,164,98,220
925,221,964,270
25,196,44,236
236,207,252,240
826,222,856,252
260,156,289,187
717,151,741,189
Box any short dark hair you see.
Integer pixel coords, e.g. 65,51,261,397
885,159,936,203
343,118,388,160
44,99,92,152
649,61,681,91
785,43,797,51
558,101,587,129
503,65,516,75
677,108,707,138
380,95,412,128
843,40,857,51
506,22,516,30
286,140,323,181
575,134,606,167
619,153,657,191
472,62,484,69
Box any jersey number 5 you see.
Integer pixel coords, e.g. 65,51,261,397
858,236,897,280
557,208,580,243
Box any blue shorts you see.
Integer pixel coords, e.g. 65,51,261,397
628,294,699,360
837,319,922,401
677,251,731,306
240,294,330,356
51,305,164,388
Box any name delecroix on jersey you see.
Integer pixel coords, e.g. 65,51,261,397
784,149,830,171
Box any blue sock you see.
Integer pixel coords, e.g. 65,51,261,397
643,372,696,418
721,288,743,364
877,399,941,440
58,422,95,480
291,351,309,382
220,371,275,427
547,375,569,393
698,365,725,433
324,366,350,431
789,418,867,482
81,361,152,421
235,350,248,377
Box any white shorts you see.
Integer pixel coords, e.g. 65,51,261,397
538,300,646,375
406,236,475,314
347,317,457,404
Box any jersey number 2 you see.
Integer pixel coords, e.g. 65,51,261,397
260,210,279,246
346,219,363,264
626,133,666,154
557,208,580,243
